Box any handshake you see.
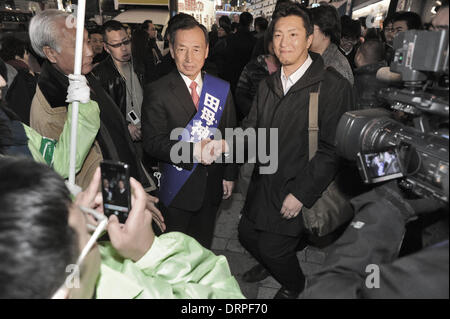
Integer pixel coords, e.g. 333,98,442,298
193,138,229,165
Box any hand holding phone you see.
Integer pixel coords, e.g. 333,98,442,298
107,177,155,261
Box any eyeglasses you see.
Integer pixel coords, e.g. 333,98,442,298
106,39,131,48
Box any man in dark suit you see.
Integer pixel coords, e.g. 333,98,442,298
141,16,237,249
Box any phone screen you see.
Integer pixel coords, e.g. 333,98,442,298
358,149,404,183
100,161,131,223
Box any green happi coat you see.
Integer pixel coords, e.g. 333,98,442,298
96,232,245,299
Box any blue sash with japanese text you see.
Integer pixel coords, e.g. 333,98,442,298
159,74,230,207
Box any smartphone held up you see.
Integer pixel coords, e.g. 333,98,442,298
101,160,131,223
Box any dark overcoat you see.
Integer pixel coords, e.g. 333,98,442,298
241,52,354,236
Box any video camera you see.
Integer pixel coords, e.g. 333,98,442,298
335,29,449,203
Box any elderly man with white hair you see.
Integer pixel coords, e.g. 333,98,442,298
29,10,153,193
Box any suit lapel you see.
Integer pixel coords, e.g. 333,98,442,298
168,70,197,119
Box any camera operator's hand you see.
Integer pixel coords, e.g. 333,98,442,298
108,177,155,262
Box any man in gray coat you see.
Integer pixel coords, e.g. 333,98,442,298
309,4,354,86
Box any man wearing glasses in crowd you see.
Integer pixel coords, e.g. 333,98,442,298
93,20,144,143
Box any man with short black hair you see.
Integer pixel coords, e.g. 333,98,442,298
339,15,361,70
142,19,163,66
93,20,143,143
382,15,395,65
310,4,354,85
254,17,268,38
0,36,39,125
89,27,108,65
251,16,269,58
237,1,353,299
392,11,423,36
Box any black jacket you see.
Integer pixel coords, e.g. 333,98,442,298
92,55,144,117
223,27,257,93
303,185,449,299
5,64,37,126
339,45,358,71
240,52,354,236
235,54,271,120
141,70,238,211
209,36,230,81
354,61,388,109
0,105,32,158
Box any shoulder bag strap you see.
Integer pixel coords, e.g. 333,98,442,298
308,82,322,160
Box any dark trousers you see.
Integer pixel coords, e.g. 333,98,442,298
238,215,306,292
162,200,219,249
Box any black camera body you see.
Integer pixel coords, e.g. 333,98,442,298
336,29,449,203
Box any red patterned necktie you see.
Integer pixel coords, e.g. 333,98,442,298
189,81,199,110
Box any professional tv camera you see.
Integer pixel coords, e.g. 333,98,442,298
335,29,449,203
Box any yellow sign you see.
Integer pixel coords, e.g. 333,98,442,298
117,0,169,5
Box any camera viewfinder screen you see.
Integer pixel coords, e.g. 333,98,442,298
364,149,403,182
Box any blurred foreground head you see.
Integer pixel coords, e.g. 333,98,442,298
0,158,101,298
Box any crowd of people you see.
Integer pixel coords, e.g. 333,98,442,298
0,0,448,299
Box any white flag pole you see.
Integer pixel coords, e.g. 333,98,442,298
68,0,87,186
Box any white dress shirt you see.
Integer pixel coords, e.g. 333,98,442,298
281,55,313,95
179,72,203,98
